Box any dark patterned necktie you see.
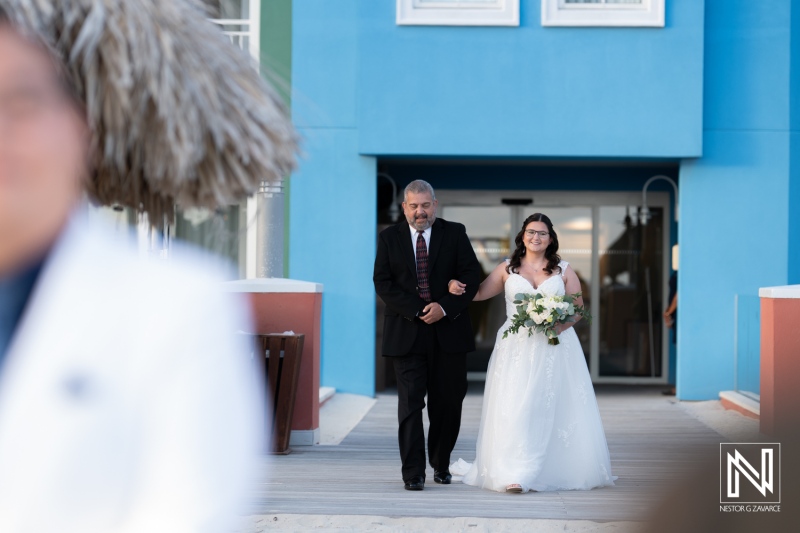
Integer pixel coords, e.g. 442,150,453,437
416,231,431,302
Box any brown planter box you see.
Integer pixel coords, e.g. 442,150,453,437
759,285,800,436
225,279,322,447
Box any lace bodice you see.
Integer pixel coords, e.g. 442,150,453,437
504,260,568,320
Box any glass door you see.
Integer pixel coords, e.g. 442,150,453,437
439,205,512,379
597,206,664,378
174,206,245,278
436,189,672,384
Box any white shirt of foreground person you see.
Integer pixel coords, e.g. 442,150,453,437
0,214,264,533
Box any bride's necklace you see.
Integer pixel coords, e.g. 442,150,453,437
524,260,548,274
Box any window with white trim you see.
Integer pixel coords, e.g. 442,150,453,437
542,0,665,27
396,0,520,27
208,0,260,60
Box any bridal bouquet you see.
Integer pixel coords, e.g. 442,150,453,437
502,293,591,345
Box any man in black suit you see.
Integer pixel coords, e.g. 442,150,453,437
374,180,481,491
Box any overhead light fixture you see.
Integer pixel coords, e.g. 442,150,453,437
378,172,400,222
641,175,679,226
562,217,593,231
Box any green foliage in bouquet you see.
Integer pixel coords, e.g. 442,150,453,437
502,292,592,345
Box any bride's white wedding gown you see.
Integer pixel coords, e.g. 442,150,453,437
451,261,616,493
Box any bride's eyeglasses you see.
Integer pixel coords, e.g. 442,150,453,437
525,230,549,238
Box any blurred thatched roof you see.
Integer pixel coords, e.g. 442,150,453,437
1,0,297,222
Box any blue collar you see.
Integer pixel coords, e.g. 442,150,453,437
0,258,46,366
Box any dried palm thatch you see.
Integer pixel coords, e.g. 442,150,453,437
1,0,297,223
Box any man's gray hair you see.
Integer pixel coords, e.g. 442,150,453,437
404,180,436,202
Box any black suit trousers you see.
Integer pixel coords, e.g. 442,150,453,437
392,320,468,481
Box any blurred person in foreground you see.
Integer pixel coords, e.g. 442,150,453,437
0,0,295,531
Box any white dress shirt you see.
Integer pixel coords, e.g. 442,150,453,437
409,224,431,261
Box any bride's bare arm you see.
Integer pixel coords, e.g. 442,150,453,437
558,265,584,333
448,262,507,301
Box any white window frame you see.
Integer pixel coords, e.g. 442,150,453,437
396,0,520,27
209,1,261,278
209,0,260,63
542,0,665,28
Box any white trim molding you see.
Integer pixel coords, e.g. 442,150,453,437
397,0,520,27
223,278,324,294
759,285,800,299
209,0,261,62
542,0,665,28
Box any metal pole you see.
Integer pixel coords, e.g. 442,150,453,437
256,179,284,277
733,294,739,392
646,266,656,378
641,175,679,225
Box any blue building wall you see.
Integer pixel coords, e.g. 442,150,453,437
358,0,704,157
290,0,377,396
677,0,798,400
790,4,800,285
290,0,798,399
791,132,800,284
290,0,700,397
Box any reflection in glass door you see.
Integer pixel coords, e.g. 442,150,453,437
598,206,664,377
174,206,245,278
439,206,512,376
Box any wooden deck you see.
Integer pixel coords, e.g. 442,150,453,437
249,385,727,521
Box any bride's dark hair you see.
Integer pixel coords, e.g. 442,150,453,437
506,213,561,275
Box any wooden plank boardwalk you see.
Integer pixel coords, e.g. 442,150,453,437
249,385,727,521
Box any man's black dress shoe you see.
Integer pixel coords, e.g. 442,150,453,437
434,470,452,484
404,476,425,491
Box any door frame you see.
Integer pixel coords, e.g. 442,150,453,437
436,189,672,385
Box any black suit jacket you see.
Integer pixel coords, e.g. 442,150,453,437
374,218,482,356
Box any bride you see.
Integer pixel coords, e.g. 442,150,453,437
448,213,616,493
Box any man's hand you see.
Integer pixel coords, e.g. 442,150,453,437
420,302,445,324
448,280,466,295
